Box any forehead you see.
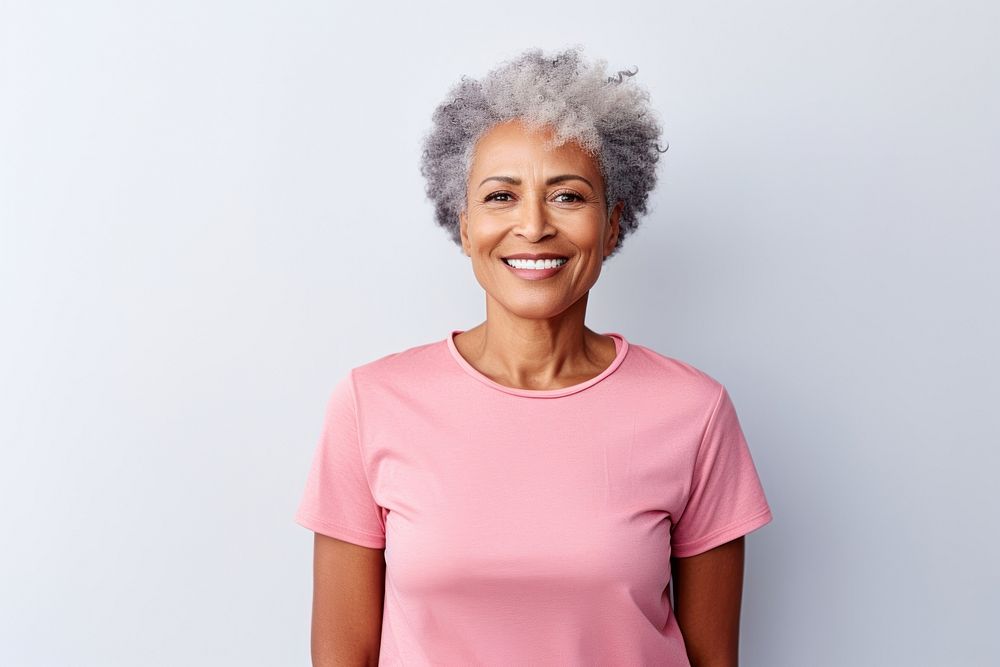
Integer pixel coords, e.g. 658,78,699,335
469,120,600,178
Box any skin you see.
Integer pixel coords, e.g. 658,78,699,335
671,537,746,667
308,117,747,666
309,533,385,666
454,118,624,388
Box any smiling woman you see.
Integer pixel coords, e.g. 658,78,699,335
294,45,774,666
460,119,620,319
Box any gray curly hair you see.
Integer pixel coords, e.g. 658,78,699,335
419,45,667,259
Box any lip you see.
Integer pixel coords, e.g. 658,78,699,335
501,252,569,260
500,255,569,281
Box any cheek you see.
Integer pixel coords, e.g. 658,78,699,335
467,221,506,251
568,226,606,253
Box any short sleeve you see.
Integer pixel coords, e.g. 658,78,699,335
670,385,773,558
294,370,386,548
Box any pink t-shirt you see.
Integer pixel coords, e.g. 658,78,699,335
295,330,773,665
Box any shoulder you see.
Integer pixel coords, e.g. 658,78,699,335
621,338,725,406
347,336,448,391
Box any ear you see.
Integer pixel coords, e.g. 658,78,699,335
459,209,471,257
605,200,623,257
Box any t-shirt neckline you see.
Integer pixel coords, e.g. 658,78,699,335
446,329,629,398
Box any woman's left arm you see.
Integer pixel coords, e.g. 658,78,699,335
670,535,746,667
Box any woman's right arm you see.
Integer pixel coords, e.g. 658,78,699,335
310,532,386,666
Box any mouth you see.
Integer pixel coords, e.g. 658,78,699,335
501,256,569,269
500,255,570,280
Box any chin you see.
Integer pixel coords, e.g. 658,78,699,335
493,295,572,320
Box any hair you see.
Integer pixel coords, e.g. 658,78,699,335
419,45,667,259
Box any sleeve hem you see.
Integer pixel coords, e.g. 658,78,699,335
295,510,386,549
670,505,773,558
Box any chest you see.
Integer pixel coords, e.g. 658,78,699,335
364,399,699,598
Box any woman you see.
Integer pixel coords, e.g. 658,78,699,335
295,46,774,666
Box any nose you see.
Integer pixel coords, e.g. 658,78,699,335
515,192,554,242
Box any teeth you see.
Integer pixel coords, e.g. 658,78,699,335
503,257,568,269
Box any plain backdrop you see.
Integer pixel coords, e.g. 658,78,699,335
2,1,998,665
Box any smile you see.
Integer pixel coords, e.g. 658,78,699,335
502,257,568,269
500,256,569,280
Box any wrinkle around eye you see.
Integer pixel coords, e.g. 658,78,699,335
484,192,513,202
473,188,602,211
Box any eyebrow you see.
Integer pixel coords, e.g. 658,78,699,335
478,174,595,190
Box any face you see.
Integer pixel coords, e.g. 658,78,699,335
459,119,623,321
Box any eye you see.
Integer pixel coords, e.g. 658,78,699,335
484,191,514,202
553,191,584,203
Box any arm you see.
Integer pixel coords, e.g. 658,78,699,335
670,535,746,667
310,532,386,667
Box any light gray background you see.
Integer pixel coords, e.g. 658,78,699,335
2,1,997,665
